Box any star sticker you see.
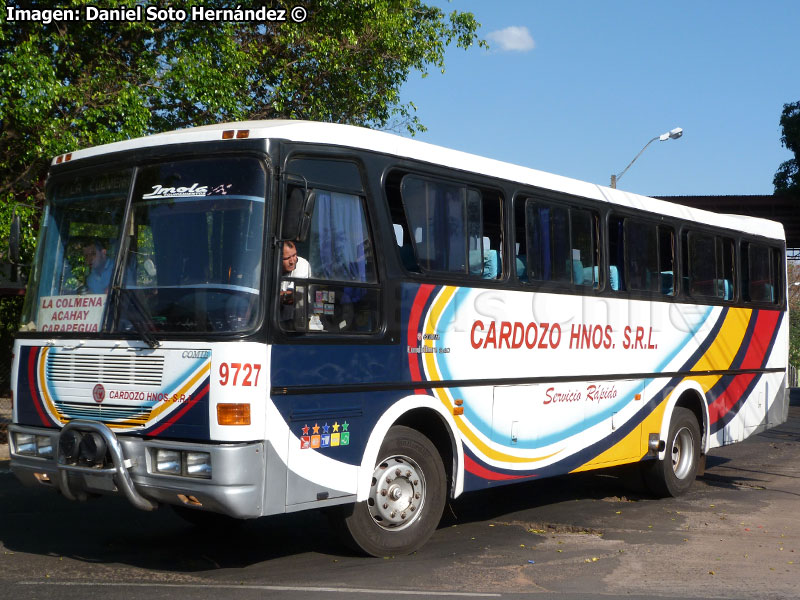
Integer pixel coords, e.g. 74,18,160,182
322,422,330,434
341,421,349,432
302,424,310,436
332,421,340,432
312,423,320,434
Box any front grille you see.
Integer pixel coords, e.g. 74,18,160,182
53,401,152,426
46,353,164,386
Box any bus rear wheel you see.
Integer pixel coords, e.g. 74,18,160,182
644,407,701,497
334,425,447,556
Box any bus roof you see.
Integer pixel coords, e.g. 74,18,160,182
52,120,785,242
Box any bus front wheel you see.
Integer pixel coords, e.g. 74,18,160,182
644,407,701,497
334,425,447,556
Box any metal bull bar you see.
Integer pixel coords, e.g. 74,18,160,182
56,420,158,511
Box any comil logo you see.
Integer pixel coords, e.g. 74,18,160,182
92,384,105,403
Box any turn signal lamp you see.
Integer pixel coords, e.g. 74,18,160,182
217,403,251,426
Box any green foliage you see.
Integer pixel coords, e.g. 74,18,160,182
789,265,800,372
2,1,483,212
0,0,484,390
774,101,800,193
790,309,800,370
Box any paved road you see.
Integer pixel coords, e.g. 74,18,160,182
1,393,799,600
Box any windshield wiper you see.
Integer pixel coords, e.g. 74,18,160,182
121,290,160,349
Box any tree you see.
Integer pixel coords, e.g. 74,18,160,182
774,101,800,193
0,0,485,390
1,0,483,209
775,101,800,376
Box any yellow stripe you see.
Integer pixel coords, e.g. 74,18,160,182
423,286,560,466
688,307,751,393
571,396,668,472
691,308,751,372
38,347,68,425
148,361,211,421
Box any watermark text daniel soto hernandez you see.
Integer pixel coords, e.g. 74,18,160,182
5,5,308,24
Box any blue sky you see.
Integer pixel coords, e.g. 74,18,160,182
399,1,799,197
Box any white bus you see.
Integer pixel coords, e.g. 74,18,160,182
8,121,789,556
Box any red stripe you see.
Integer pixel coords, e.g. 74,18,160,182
708,310,781,425
708,373,756,424
739,310,780,370
406,285,435,393
464,453,533,482
27,348,49,426
147,382,209,437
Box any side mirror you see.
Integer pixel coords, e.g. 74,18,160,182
297,189,316,242
280,187,316,242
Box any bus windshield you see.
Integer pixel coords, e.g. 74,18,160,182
20,156,266,336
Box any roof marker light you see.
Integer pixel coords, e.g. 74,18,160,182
222,130,235,140
236,130,250,139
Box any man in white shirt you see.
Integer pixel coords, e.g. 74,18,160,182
280,241,313,329
281,240,310,279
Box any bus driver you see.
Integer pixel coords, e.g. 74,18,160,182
281,240,310,280
82,240,113,294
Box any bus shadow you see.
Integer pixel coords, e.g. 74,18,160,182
0,468,360,570
1,412,794,572
441,466,653,528
0,463,671,570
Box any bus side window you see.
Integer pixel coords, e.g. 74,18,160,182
610,216,674,296
743,242,778,303
524,198,598,288
684,231,735,301
279,157,380,334
658,225,675,296
387,172,502,280
625,220,659,293
301,190,379,333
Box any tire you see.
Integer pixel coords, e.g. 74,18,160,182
644,407,701,497
333,425,447,556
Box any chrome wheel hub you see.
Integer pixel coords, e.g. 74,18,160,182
671,426,695,480
367,455,426,531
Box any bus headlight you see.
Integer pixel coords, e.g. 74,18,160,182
185,452,212,479
13,433,54,458
36,435,54,459
152,449,211,479
14,433,36,456
155,449,182,475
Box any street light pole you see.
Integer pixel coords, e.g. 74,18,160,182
610,127,683,189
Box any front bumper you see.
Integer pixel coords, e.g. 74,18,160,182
9,421,266,518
